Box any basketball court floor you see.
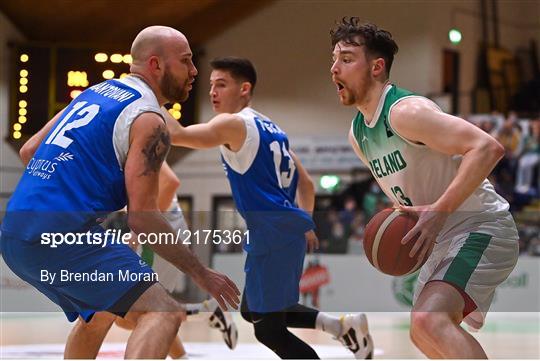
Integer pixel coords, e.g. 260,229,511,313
1,312,538,359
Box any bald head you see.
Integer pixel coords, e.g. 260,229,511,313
130,26,188,65
128,26,197,106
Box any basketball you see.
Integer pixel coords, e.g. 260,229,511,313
363,208,428,276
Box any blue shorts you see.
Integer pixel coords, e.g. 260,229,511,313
244,238,306,313
0,228,157,322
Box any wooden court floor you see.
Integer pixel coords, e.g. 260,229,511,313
1,312,538,359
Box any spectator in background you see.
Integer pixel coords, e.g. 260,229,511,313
497,112,523,159
527,233,540,256
489,171,515,211
339,196,357,233
347,212,366,254
326,208,348,254
478,119,497,136
490,110,505,132
494,112,523,183
515,118,540,196
362,180,390,219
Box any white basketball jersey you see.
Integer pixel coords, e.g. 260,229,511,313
351,84,510,238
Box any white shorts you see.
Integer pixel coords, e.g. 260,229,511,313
139,202,188,294
413,211,519,330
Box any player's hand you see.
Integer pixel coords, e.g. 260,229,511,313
399,204,449,260
305,230,319,253
194,268,240,311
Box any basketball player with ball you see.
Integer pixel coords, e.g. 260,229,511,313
330,17,519,359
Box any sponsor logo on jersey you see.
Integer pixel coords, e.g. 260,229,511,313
26,158,58,180
383,116,394,138
26,152,75,180
139,259,148,267
54,152,74,161
368,150,407,179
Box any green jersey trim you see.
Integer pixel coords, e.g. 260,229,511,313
365,84,394,129
351,113,369,157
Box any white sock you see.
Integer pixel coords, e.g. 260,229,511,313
315,312,342,337
185,298,217,314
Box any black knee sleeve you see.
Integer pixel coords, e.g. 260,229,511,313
253,313,288,350
285,303,318,329
252,312,319,359
241,309,252,323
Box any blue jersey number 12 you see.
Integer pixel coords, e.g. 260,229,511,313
46,101,100,149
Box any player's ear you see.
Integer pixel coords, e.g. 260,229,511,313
240,82,251,97
148,55,162,72
372,58,385,77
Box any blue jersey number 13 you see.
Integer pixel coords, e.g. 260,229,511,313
269,140,296,189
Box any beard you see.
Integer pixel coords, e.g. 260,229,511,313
160,67,190,103
340,88,356,106
341,69,373,106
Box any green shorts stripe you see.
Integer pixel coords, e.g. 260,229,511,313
443,232,492,290
141,244,155,267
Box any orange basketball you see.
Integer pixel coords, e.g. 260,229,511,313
363,208,428,276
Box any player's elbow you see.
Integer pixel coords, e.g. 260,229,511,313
161,173,181,192
299,174,315,195
305,176,316,194
486,138,505,161
19,142,36,165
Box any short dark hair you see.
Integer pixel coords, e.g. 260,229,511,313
330,17,399,76
210,57,257,94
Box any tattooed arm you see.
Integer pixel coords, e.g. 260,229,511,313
125,112,240,309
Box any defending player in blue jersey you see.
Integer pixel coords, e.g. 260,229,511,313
166,57,373,359
0,26,239,358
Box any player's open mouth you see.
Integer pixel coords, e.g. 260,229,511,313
336,82,345,93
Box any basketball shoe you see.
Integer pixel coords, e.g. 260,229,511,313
203,299,238,350
337,313,374,359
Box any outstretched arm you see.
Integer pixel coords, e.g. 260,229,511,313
165,111,246,151
126,112,240,309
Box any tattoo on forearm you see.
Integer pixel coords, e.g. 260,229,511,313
140,125,170,176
